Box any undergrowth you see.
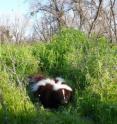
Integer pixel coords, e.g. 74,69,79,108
0,28,117,124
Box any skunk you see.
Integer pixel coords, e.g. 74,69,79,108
29,75,72,108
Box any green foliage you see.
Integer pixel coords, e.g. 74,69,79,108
1,44,38,86
0,72,37,124
0,28,117,124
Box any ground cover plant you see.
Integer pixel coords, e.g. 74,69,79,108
0,28,117,124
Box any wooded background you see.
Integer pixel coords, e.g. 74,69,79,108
0,0,117,43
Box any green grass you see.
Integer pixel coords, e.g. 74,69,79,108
0,28,117,124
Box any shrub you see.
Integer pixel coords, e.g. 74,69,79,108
0,28,117,124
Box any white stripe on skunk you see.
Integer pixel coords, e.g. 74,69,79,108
53,84,72,91
31,78,55,92
55,77,65,84
31,77,72,92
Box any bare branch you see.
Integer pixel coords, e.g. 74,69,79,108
88,0,103,36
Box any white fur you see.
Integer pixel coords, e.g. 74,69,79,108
53,84,72,91
31,78,55,92
31,77,72,92
55,77,65,84
62,89,66,100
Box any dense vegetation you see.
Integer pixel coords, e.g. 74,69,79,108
0,29,117,124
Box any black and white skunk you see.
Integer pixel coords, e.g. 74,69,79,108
29,76,72,108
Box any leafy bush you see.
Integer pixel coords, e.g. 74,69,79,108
0,28,117,124
1,44,38,86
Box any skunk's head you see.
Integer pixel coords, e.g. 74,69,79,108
52,84,72,105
